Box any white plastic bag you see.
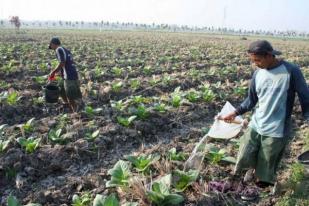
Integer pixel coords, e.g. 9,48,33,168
207,101,244,139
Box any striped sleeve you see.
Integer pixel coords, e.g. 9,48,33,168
56,47,66,63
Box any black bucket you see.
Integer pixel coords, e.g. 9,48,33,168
297,150,309,165
44,84,59,103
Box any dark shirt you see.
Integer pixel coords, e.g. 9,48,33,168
56,47,78,80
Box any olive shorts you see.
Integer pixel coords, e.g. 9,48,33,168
59,79,82,100
234,127,288,184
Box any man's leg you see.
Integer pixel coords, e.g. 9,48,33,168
58,79,69,104
64,80,82,112
68,98,77,112
234,127,260,175
255,136,287,184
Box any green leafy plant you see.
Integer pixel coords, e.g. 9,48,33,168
126,154,160,172
201,89,216,102
48,128,66,144
205,144,236,164
56,114,69,129
288,163,305,188
170,87,183,108
167,148,187,161
17,136,40,153
149,75,160,86
146,174,184,206
111,81,123,93
117,116,137,127
85,106,103,117
21,118,35,134
142,65,152,75
111,100,126,111
85,129,100,141
133,104,150,120
131,95,150,104
0,81,11,90
129,79,141,91
93,193,119,206
7,195,41,206
233,86,247,97
199,84,216,103
7,195,21,206
172,170,199,192
162,74,174,85
154,103,167,113
106,160,131,188
0,139,10,153
32,97,44,105
72,192,92,206
6,91,21,105
186,90,200,103
188,68,200,80
112,66,124,77
94,65,105,78
33,76,46,85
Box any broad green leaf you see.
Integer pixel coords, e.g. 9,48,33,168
93,194,119,206
163,194,184,205
126,154,160,172
146,190,165,205
7,195,21,206
92,129,100,138
168,148,186,161
55,128,62,137
106,160,131,187
0,139,10,152
172,170,199,192
154,174,172,189
26,118,35,126
147,173,184,206
128,115,137,122
221,156,237,164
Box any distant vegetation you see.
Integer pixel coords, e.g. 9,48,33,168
0,16,308,39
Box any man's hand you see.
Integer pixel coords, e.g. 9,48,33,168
220,111,237,123
48,70,57,81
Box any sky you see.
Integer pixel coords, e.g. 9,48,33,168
1,0,309,32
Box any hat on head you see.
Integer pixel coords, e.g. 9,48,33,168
48,37,61,49
247,40,281,55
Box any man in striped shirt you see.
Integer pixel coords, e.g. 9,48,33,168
48,37,82,112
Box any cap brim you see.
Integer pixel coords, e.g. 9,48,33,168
271,50,282,55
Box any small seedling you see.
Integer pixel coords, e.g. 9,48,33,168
72,192,92,206
85,129,100,141
126,153,160,172
117,116,137,127
17,136,40,153
93,193,120,206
